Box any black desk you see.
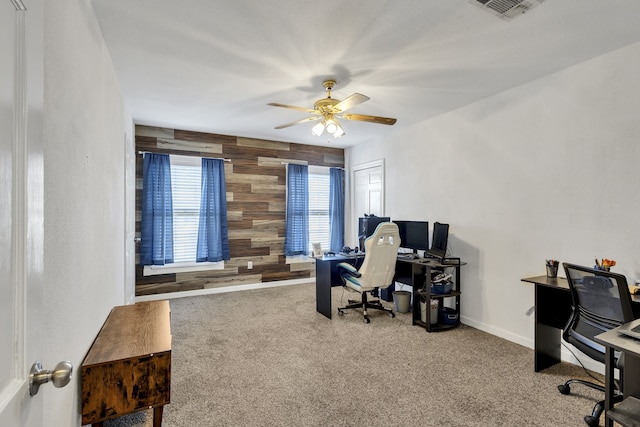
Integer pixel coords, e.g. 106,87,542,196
521,275,574,372
315,254,462,324
315,254,363,319
314,254,419,319
595,326,640,427
521,275,640,372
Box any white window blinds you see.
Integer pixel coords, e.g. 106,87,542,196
308,166,331,254
170,155,202,263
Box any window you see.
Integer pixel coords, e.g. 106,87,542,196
142,154,227,275
308,166,331,254
285,165,343,261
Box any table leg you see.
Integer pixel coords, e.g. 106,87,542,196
153,405,164,427
534,323,562,372
604,346,615,427
534,284,572,372
316,259,332,319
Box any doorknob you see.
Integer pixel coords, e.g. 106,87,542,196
29,361,73,396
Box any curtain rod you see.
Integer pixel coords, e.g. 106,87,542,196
280,161,344,170
138,151,231,162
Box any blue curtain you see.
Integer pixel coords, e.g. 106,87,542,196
329,168,345,253
196,158,230,262
140,153,174,265
284,164,309,256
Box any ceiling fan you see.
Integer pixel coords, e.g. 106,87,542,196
268,80,397,138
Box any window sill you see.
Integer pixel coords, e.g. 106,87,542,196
143,261,224,276
285,255,315,264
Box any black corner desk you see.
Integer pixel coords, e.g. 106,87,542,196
316,254,464,331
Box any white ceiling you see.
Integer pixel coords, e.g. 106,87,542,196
91,0,640,148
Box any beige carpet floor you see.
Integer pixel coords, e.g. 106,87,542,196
105,282,608,426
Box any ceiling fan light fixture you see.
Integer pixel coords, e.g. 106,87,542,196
325,119,338,134
311,121,325,136
333,124,345,138
269,79,396,140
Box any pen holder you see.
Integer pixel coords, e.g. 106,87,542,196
546,265,558,278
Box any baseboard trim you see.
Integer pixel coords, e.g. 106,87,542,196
135,277,315,303
462,316,531,348
462,315,605,375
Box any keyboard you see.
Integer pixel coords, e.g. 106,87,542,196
339,252,358,258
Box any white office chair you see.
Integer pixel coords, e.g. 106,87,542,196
337,222,400,323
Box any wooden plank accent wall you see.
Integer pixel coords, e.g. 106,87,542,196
135,125,344,296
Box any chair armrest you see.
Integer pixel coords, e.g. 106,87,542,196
337,262,361,278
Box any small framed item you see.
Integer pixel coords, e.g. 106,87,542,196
312,242,322,258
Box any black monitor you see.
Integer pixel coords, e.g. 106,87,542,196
394,220,429,252
358,216,391,251
427,222,449,260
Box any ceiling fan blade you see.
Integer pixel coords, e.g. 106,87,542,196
274,115,322,129
268,102,317,114
333,93,369,112
341,113,397,126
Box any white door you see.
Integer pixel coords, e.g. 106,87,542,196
0,1,45,426
353,160,385,217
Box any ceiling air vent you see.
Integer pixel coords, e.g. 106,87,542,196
472,0,544,20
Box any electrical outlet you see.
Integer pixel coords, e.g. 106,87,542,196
248,261,253,270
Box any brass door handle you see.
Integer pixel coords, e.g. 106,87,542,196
29,361,73,396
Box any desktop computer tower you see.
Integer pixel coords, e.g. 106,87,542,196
358,216,391,251
379,283,395,302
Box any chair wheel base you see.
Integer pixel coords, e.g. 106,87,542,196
558,384,570,395
558,379,611,427
583,415,598,427
336,286,396,324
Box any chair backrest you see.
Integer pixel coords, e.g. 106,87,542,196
563,263,635,361
356,222,400,290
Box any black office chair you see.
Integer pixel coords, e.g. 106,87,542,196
557,263,636,427
336,222,400,323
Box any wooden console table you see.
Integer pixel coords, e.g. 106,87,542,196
81,300,172,427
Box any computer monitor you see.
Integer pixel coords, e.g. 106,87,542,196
427,222,449,260
394,220,429,252
358,216,391,251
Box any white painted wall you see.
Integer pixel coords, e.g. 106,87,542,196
42,0,130,424
347,42,640,349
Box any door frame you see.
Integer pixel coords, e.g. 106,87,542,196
349,159,385,247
